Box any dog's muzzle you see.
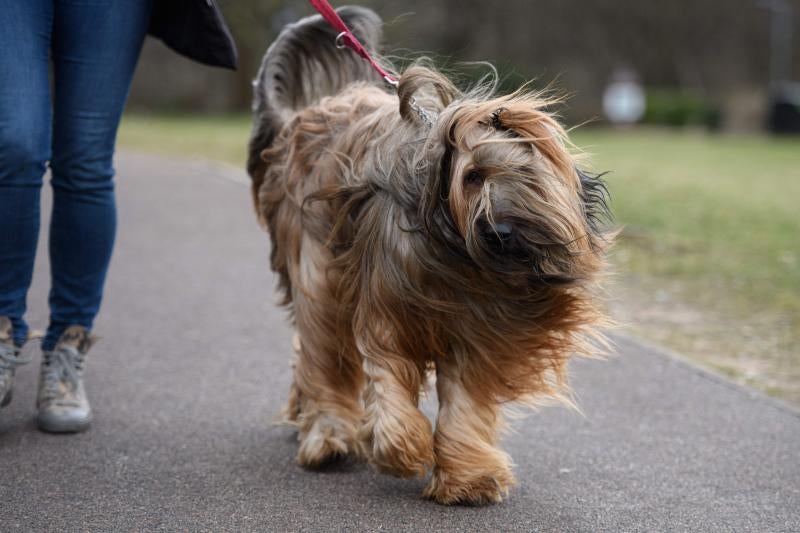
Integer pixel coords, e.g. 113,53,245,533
478,218,516,253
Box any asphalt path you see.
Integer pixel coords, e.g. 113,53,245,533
1,152,798,532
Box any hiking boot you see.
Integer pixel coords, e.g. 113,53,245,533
0,317,32,408
37,325,96,433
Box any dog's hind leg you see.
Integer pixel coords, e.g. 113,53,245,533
423,355,516,505
290,339,363,468
280,335,304,425
289,241,364,468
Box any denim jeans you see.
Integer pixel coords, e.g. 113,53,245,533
0,0,152,349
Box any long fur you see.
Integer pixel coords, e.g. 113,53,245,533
247,6,384,206
247,6,613,505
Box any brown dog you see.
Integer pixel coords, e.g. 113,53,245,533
247,6,613,505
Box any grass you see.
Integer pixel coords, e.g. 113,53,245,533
118,114,800,404
119,114,249,167
574,129,800,316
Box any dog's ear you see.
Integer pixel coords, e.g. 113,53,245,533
577,168,612,237
398,66,458,124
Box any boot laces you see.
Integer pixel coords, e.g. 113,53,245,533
0,341,32,371
41,346,85,401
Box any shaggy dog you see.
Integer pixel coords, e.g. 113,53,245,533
247,6,612,505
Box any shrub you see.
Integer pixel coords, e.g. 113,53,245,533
642,90,721,130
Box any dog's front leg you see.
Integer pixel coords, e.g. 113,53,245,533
359,351,433,478
423,357,516,505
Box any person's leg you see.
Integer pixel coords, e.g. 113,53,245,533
0,1,53,348
45,0,152,350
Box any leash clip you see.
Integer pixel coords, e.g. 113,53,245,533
334,31,347,49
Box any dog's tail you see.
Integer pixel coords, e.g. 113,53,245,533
247,6,385,182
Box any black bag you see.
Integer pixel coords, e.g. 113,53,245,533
148,0,238,70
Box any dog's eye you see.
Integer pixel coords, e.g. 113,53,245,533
464,170,483,186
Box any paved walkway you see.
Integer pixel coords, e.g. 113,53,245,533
1,152,798,532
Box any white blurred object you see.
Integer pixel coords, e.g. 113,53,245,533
603,69,646,125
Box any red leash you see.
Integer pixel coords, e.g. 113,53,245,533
308,0,398,86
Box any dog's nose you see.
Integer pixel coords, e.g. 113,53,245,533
478,219,515,250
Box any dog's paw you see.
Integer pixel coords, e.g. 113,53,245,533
296,414,359,468
422,467,516,505
361,408,434,478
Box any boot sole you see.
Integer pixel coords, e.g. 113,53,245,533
37,414,92,434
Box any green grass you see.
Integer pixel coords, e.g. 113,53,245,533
118,114,800,402
573,129,800,316
119,114,249,167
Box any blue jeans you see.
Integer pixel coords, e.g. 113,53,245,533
0,0,152,349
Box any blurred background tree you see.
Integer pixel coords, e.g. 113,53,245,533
129,0,800,130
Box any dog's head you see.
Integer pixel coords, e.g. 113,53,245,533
400,67,611,287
